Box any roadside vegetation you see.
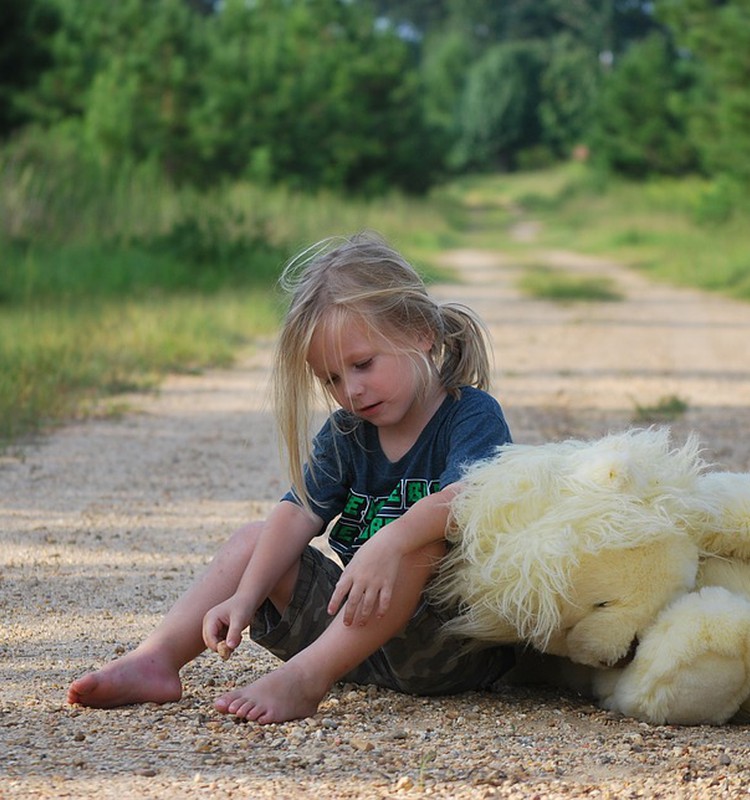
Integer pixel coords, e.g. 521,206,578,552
632,394,690,424
0,161,457,444
450,164,750,302
517,265,623,304
3,0,750,445
3,160,748,446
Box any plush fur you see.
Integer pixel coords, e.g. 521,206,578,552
693,471,750,559
434,427,750,725
437,429,706,652
594,587,750,725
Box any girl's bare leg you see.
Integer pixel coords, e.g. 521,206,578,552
67,520,297,708
214,542,444,724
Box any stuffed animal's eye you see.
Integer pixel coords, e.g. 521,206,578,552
594,600,612,608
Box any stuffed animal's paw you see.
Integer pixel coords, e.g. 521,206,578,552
594,586,750,725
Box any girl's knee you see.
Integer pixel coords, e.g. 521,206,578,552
234,519,266,538
224,519,266,555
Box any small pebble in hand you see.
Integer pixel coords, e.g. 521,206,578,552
217,641,233,661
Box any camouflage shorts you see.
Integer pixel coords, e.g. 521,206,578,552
250,544,514,696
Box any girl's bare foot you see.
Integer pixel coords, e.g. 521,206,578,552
67,649,182,708
214,661,330,724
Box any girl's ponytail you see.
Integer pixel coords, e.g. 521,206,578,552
435,302,492,394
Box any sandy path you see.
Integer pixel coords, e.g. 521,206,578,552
2,247,750,799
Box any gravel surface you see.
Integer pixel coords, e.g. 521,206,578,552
3,245,750,798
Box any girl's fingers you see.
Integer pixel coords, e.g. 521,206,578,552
225,629,242,650
357,589,378,625
343,588,362,626
330,572,390,626
203,612,228,651
375,586,391,618
202,615,215,648
203,625,218,651
328,579,349,616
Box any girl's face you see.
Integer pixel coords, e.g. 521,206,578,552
307,314,435,430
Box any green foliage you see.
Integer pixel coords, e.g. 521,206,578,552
22,0,442,193
0,0,60,136
202,0,441,192
3,0,689,189
0,124,157,244
657,0,750,190
590,32,700,177
420,29,474,153
451,40,544,170
539,33,600,157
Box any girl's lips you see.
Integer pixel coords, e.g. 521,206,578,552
357,402,382,416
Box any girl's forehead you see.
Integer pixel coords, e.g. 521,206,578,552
307,312,392,364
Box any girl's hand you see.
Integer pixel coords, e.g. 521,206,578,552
328,535,402,626
202,596,254,655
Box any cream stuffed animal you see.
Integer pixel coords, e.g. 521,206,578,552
434,428,750,725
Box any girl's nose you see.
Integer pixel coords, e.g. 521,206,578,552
344,374,364,400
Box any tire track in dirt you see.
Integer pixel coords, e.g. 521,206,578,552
437,247,750,469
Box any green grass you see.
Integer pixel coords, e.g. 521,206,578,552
0,291,280,443
563,195,750,299
518,265,623,303
632,394,690,424
0,238,286,304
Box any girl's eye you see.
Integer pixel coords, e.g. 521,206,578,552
354,358,373,370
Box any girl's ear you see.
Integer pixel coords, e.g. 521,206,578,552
415,326,436,353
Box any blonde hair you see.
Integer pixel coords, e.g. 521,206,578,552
272,231,492,510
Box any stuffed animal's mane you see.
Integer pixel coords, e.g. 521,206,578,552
692,471,750,559
434,428,711,647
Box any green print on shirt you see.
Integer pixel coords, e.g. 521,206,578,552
330,478,441,548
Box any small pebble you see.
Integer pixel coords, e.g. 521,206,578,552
216,641,232,661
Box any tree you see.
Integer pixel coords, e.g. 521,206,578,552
21,0,208,183
539,32,600,157
0,0,60,137
81,0,206,179
657,0,750,186
420,28,475,157
451,41,544,171
589,31,700,177
193,0,441,192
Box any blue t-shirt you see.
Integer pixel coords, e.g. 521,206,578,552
283,386,511,564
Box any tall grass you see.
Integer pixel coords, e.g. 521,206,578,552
0,292,279,442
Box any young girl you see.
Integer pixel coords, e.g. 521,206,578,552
67,232,514,724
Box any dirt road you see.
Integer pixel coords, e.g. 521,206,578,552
2,246,750,798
